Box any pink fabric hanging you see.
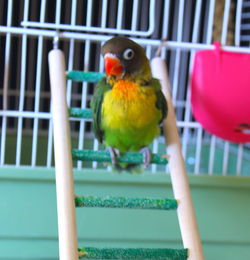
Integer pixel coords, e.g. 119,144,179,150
191,42,250,143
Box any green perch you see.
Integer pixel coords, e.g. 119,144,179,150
75,196,177,210
66,71,105,82
72,149,168,165
69,108,92,119
78,247,188,259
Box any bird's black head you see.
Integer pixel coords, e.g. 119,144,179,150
101,37,150,80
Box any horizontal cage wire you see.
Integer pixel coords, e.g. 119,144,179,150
0,0,249,175
20,0,156,37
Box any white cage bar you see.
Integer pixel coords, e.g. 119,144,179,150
21,0,156,37
0,0,249,174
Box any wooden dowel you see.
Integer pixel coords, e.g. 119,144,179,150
151,57,204,260
49,49,79,260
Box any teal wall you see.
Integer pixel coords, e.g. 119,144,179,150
0,168,250,260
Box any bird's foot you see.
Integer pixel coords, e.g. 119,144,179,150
140,147,152,169
106,147,120,166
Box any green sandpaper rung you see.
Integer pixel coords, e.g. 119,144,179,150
69,108,92,119
78,247,188,259
72,149,168,165
75,196,177,210
66,71,105,82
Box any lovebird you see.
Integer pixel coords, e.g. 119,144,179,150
91,37,167,170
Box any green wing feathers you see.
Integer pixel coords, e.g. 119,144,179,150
90,77,111,143
91,77,167,144
151,78,168,124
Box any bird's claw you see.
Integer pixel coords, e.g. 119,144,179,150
140,147,152,169
106,147,120,166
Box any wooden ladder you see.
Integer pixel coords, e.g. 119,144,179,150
48,48,204,260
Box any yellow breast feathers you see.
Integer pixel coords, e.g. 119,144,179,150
102,80,161,129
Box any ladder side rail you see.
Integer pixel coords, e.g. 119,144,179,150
151,57,204,260
49,49,79,260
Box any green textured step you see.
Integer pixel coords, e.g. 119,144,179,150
67,71,105,82
69,108,92,119
78,247,188,259
72,149,168,165
75,196,177,210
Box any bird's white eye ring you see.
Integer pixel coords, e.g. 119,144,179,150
123,48,135,60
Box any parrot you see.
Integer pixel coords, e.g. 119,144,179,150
91,36,168,170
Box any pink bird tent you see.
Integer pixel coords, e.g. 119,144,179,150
191,42,250,143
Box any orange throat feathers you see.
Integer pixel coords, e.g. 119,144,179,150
111,80,139,101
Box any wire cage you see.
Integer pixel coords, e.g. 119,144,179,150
0,0,249,176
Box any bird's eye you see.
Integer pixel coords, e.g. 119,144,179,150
123,48,135,60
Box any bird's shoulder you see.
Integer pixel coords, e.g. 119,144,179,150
145,77,168,123
93,77,112,96
141,77,161,90
90,77,112,143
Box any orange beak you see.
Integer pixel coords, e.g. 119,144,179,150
104,54,123,77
